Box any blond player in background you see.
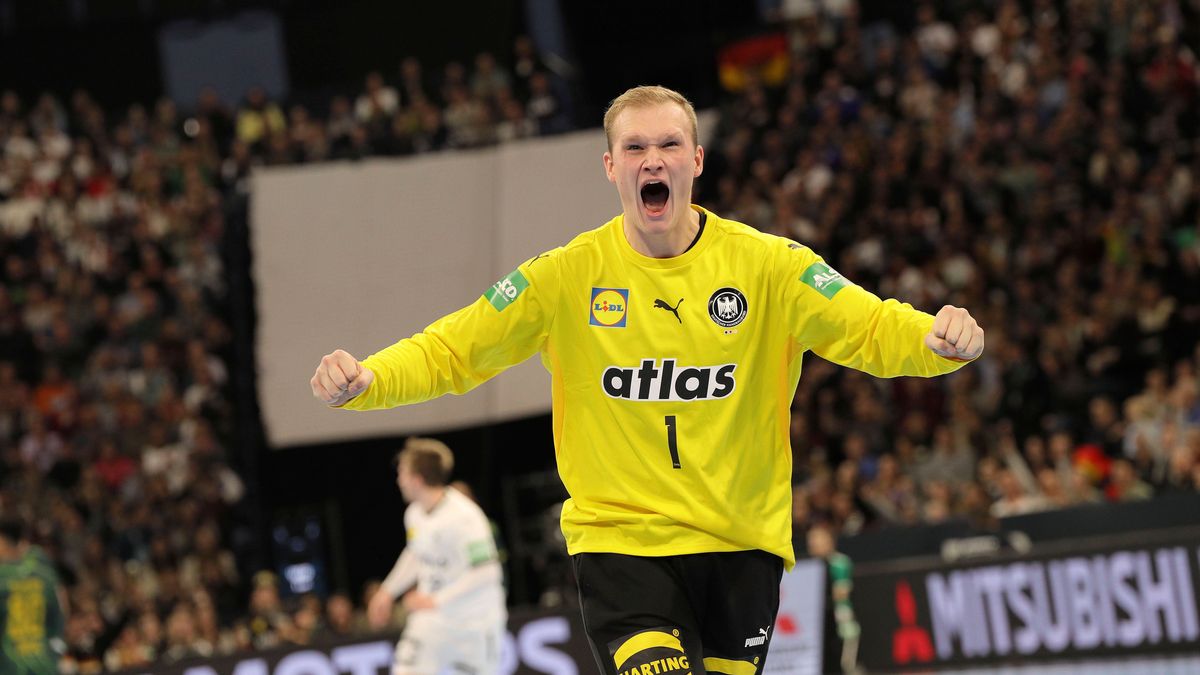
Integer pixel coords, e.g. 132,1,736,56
367,438,506,675
313,85,983,675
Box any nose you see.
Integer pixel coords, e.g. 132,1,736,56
643,146,665,171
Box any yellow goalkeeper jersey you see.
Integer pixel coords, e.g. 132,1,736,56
343,205,967,568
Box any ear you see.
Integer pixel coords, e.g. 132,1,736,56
603,151,616,184
693,144,705,178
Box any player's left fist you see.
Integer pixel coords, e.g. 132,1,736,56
925,305,984,361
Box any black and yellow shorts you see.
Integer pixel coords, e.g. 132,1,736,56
572,550,784,675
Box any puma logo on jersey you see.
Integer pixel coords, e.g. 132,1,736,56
744,627,769,647
602,359,736,401
653,298,683,323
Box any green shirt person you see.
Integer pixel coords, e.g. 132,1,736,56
808,524,861,674
0,520,65,675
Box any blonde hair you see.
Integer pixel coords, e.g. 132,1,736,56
603,85,698,152
396,437,454,486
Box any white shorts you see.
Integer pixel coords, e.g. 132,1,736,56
393,611,504,675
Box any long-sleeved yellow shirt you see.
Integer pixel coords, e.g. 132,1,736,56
344,205,967,568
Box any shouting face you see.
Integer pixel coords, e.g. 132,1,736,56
604,102,704,246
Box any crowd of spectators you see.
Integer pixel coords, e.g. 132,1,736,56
0,73,258,671
0,34,576,674
694,0,1200,540
2,1,1199,669
216,37,572,172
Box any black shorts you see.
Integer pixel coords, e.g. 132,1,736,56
572,550,784,675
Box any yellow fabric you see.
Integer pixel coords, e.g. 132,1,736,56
236,105,286,144
614,631,685,670
703,657,757,675
344,206,966,569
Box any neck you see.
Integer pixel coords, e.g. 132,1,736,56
624,207,700,258
419,486,447,512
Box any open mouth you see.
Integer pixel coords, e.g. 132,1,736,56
640,181,669,216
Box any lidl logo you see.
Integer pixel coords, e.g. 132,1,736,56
590,288,629,328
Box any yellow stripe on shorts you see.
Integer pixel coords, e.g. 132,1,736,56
613,631,685,670
703,657,756,675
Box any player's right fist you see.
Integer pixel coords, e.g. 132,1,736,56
311,349,374,406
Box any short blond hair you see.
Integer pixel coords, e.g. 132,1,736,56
603,85,698,152
396,437,454,486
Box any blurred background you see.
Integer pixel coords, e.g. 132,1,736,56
0,0,1198,673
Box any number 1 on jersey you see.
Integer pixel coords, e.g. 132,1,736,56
664,415,681,469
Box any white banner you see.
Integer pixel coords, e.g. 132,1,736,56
765,559,826,675
252,115,715,448
252,133,606,447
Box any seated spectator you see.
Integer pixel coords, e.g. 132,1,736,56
442,85,492,148
471,52,512,104
246,571,294,650
289,594,324,646
162,602,213,663
195,87,235,152
1106,459,1154,502
235,87,286,154
326,95,357,156
526,72,568,135
510,35,546,101
355,71,400,125
397,57,431,105
495,98,536,143
92,437,136,490
103,625,155,671
410,101,447,154
990,468,1052,517
1160,442,1197,494
322,592,358,639
1035,468,1074,510
914,424,975,486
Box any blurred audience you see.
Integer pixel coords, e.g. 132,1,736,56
1,6,1198,670
704,0,1200,540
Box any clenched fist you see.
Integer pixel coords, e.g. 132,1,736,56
924,305,985,361
311,349,375,406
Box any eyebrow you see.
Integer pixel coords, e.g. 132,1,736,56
619,131,684,143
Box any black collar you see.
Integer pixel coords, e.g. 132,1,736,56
683,211,707,253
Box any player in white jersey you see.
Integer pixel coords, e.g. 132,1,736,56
367,438,507,675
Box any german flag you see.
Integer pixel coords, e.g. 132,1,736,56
717,33,790,92
1072,443,1110,484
